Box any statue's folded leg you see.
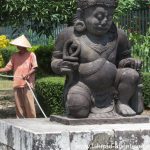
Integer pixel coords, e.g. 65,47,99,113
115,68,140,116
66,82,92,118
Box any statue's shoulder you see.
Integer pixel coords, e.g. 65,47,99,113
55,26,75,51
56,26,74,41
117,28,129,43
116,28,131,61
117,28,131,50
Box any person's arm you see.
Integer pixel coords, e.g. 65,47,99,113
0,67,11,73
22,52,38,80
0,58,13,73
22,67,37,80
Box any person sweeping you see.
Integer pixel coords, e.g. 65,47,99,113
0,35,38,118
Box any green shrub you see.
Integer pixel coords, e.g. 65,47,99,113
129,29,150,72
114,0,149,19
0,46,17,67
34,43,55,76
29,45,40,52
142,72,150,107
35,73,150,115
0,35,9,48
35,76,65,116
0,54,4,67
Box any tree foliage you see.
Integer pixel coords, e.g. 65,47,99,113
116,0,150,16
1,0,76,36
0,0,149,35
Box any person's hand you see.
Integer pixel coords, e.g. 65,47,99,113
119,58,142,71
22,74,30,80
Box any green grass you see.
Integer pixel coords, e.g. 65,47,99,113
0,80,13,90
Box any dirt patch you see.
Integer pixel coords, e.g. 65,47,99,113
0,99,15,109
0,99,15,118
0,98,42,118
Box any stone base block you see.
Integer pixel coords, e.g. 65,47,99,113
50,115,149,125
0,118,150,150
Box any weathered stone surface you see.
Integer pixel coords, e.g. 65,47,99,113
89,130,115,150
70,131,92,150
0,118,150,150
0,143,13,150
50,115,149,125
51,0,144,118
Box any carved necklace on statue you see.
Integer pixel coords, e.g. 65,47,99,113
80,23,118,57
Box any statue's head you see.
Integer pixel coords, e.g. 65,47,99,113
74,0,118,36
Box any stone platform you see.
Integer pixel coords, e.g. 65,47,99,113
0,118,150,150
50,115,149,125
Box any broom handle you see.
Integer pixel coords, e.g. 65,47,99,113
25,80,47,118
0,74,47,118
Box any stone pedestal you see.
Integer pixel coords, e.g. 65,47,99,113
0,118,150,150
50,115,149,125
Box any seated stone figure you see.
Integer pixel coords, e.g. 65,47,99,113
51,0,143,118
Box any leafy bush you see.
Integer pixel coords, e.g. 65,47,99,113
129,28,150,72
0,55,3,67
142,72,150,108
1,0,149,36
29,45,40,52
34,42,55,75
0,46,17,67
0,35,10,67
115,0,149,18
0,35,9,48
35,76,65,116
1,0,77,36
35,73,150,115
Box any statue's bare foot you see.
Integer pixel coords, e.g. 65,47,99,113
116,103,136,116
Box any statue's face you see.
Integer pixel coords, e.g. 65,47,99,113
83,6,114,36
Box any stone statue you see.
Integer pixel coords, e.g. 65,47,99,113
51,0,144,118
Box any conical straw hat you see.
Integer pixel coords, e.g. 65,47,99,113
10,35,32,48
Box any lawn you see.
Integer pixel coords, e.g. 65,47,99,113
0,79,13,90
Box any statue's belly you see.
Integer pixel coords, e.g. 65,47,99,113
79,58,117,91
